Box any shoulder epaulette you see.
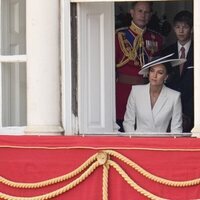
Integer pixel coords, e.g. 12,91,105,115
115,26,128,34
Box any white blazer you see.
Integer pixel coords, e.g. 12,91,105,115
123,83,182,133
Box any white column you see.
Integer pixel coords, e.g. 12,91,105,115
192,0,200,137
25,0,63,134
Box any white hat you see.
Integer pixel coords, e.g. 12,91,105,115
138,53,186,75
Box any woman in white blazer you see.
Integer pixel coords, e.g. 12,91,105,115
123,54,186,133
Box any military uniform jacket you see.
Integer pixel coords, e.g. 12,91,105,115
115,22,163,120
115,22,163,76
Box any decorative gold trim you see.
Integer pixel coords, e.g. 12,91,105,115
1,145,200,151
116,26,145,68
1,150,200,200
129,22,145,36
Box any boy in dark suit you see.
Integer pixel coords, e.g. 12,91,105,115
162,10,193,132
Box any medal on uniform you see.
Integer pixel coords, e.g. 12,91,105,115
146,40,158,54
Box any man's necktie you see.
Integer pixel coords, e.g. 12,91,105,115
180,46,185,75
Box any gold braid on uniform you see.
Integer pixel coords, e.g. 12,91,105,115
117,22,145,68
116,32,136,68
133,34,145,67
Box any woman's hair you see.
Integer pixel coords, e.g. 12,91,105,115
162,62,172,74
149,62,172,75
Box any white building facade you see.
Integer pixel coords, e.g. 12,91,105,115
0,0,199,136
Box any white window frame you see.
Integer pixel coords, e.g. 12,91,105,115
61,0,200,136
0,0,26,134
0,56,27,134
61,0,79,135
0,55,27,133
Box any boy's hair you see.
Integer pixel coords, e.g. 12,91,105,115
173,10,193,28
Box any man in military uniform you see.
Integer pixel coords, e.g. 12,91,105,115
116,1,163,131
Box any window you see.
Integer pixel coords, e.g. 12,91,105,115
115,1,193,133
0,0,26,127
66,0,195,134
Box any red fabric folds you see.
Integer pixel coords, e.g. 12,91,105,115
0,135,200,200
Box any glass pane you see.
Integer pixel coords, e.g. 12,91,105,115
2,63,27,126
1,0,27,126
1,0,26,55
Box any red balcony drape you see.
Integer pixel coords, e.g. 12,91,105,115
0,135,200,200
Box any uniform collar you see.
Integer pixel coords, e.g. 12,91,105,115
130,21,146,35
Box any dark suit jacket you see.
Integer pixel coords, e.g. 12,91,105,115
162,42,194,131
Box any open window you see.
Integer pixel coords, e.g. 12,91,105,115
67,0,194,134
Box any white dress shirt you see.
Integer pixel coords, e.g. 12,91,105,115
178,40,191,58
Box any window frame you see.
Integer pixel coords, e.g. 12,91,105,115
62,0,199,135
0,0,27,133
